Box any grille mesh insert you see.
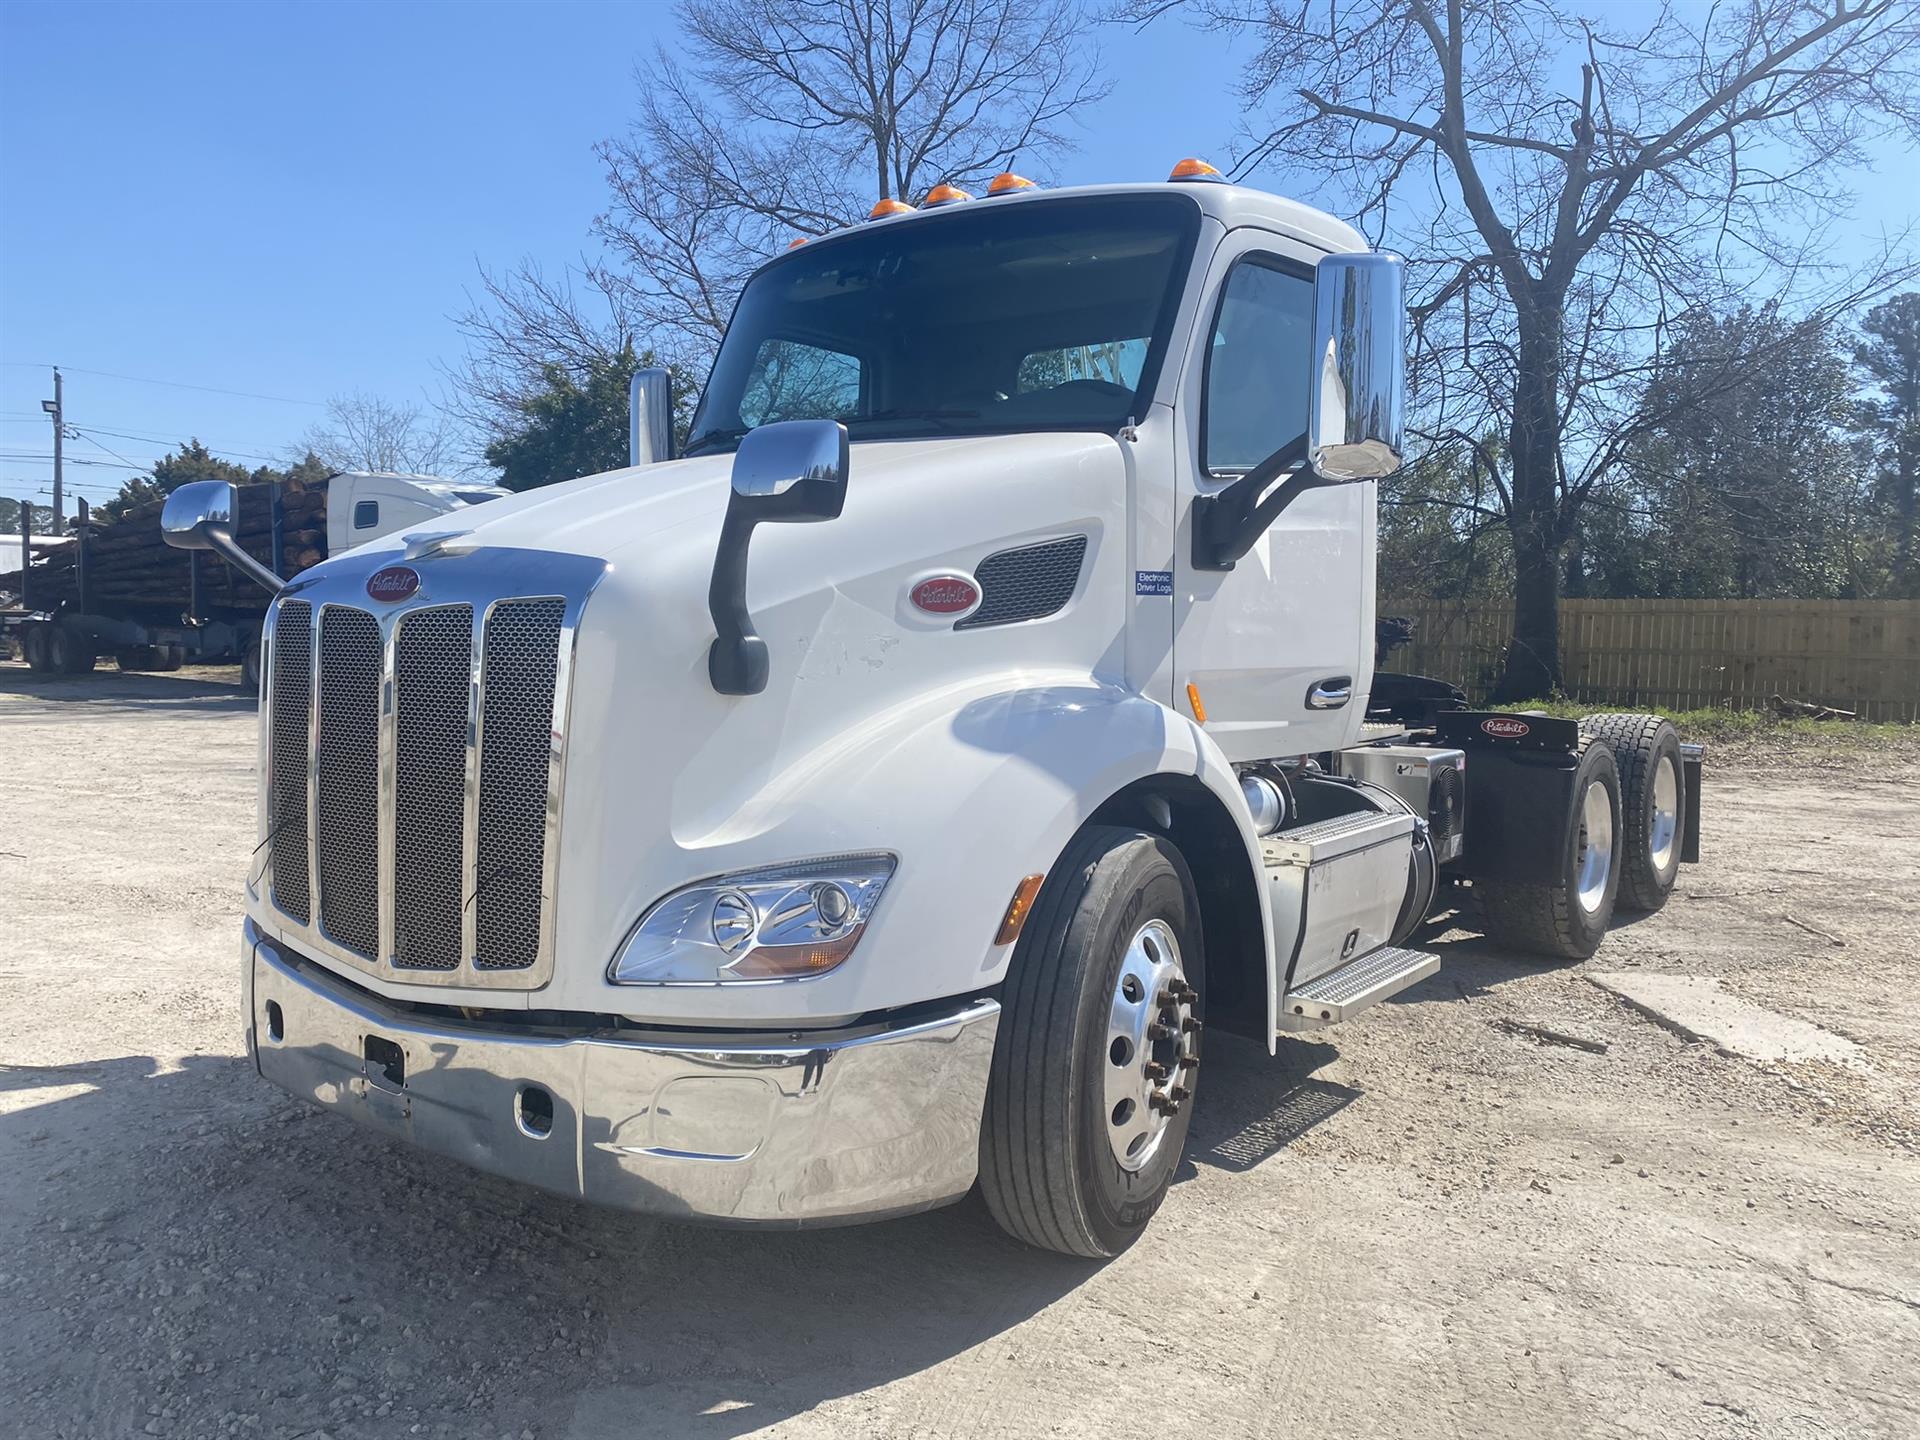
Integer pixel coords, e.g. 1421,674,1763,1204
315,607,382,959
392,606,473,970
473,598,564,970
268,600,312,924
954,535,1087,630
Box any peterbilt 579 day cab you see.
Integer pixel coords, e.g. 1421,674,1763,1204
162,167,1699,1257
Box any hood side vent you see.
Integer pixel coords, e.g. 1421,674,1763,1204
955,534,1088,631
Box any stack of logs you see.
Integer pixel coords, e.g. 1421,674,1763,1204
2,476,331,613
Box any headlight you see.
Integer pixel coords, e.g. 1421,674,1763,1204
608,854,896,985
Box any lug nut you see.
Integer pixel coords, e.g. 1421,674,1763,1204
1177,1055,1198,1070
1170,1085,1191,1103
1149,1093,1177,1115
1148,1022,1176,1041
1182,1017,1203,1034
1143,1061,1169,1081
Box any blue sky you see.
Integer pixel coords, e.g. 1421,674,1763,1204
1,0,1913,518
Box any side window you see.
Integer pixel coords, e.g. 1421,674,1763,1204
353,499,380,530
738,338,862,427
1203,257,1314,474
1016,338,1149,394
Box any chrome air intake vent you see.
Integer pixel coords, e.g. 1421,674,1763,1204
258,550,604,990
955,535,1087,630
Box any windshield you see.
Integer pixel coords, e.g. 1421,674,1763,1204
687,194,1201,454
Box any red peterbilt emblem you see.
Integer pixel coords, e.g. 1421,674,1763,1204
365,565,422,603
910,574,979,615
1481,716,1530,738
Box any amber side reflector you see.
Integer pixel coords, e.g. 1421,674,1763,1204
868,198,915,220
1169,157,1225,182
786,237,807,249
995,873,1046,946
987,172,1036,195
923,182,973,206
1186,682,1208,723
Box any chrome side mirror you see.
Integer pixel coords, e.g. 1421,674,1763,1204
1308,252,1407,482
709,420,851,695
161,480,283,594
730,419,850,514
629,366,673,466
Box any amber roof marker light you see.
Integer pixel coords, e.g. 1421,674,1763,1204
922,182,974,206
986,172,1036,196
785,237,808,250
868,198,915,220
1169,158,1226,183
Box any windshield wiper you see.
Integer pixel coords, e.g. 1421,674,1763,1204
846,407,981,425
683,425,752,457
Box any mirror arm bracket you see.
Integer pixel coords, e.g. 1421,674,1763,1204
707,504,771,695
210,533,286,595
1191,435,1328,572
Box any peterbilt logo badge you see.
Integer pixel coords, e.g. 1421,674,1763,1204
365,565,422,603
909,575,979,615
1481,716,1531,738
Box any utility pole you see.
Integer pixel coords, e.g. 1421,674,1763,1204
40,367,64,531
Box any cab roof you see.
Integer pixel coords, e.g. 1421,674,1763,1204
817,181,1370,259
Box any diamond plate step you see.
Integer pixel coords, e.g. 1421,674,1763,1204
1276,945,1439,1032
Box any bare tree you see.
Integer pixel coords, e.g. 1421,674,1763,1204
299,393,461,477
1128,0,1920,698
452,0,1105,441
1857,292,1920,594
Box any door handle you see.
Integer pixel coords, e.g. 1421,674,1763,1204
1306,676,1352,710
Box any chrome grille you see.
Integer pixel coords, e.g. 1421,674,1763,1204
474,598,565,970
391,606,473,970
315,607,382,958
267,601,312,923
260,559,593,991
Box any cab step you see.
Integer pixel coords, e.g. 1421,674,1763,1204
1276,945,1439,1032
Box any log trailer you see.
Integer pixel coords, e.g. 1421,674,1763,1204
3,472,505,683
163,167,1701,1257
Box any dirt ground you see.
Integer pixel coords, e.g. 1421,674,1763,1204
2,660,1917,1440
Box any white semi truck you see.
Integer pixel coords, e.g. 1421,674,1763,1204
163,168,1699,1257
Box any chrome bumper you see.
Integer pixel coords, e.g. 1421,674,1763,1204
244,923,1000,1226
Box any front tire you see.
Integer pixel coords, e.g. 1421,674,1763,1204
1477,737,1621,961
980,826,1204,1258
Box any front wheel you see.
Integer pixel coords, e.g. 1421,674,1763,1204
979,827,1204,1258
1476,737,1621,961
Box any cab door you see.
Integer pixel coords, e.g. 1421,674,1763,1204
1172,231,1373,762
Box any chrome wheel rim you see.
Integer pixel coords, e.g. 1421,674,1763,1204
1575,781,1614,914
1649,755,1679,872
1103,919,1198,1173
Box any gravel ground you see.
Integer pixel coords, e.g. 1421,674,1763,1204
2,661,1917,1440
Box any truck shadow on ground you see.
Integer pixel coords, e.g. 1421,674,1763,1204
0,661,253,713
1,1034,1356,1439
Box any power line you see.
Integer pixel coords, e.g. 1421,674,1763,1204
0,361,325,407
69,425,285,465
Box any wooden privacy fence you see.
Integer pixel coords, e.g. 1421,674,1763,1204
1379,598,1920,721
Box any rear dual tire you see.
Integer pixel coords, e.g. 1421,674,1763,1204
1580,713,1684,913
980,827,1203,1259
1476,737,1621,961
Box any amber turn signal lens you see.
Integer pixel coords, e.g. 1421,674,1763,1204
868,198,915,219
1169,157,1224,182
923,182,973,206
986,172,1036,195
995,873,1046,946
1186,682,1208,723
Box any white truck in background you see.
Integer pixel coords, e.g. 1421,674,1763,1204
164,167,1700,1257
7,471,505,681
